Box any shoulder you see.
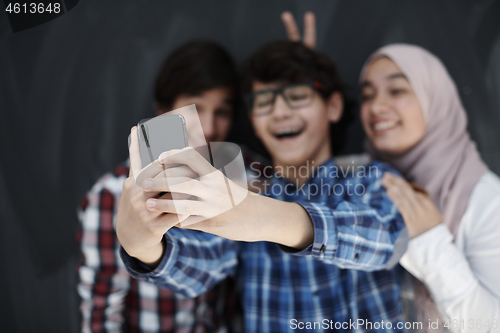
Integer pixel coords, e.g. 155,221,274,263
364,160,402,179
471,171,500,200
462,171,500,228
334,153,402,182
457,171,500,251
79,162,129,211
334,153,371,169
89,162,129,195
342,160,401,188
240,145,272,181
240,146,270,168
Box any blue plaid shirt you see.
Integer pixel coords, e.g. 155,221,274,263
122,159,408,332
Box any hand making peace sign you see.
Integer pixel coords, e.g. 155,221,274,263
281,11,316,49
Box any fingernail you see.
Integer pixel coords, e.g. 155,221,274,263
159,153,166,164
142,180,152,189
146,199,156,208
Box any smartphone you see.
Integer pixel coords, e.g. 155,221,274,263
137,114,188,167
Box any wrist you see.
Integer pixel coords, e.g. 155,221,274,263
133,237,166,269
278,203,314,250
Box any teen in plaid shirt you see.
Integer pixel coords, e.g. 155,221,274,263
77,40,269,333
77,162,235,333
117,41,409,332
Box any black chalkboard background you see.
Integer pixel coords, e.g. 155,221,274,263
1,1,499,331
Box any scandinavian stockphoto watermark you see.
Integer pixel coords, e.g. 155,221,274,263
248,160,381,199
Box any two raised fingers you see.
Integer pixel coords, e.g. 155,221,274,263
281,11,316,49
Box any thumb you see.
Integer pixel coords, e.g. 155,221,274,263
128,126,143,178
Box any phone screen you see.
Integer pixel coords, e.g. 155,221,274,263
137,114,188,167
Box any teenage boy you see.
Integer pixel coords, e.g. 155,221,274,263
116,41,409,332
77,40,268,333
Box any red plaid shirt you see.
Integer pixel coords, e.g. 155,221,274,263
77,149,267,333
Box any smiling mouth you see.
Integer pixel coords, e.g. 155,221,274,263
272,128,304,140
372,120,398,133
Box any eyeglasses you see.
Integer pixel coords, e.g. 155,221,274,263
246,81,322,116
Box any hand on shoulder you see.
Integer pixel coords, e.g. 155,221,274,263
381,172,443,239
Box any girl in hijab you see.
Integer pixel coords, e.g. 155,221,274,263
359,44,500,332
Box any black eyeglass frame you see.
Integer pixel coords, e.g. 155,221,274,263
245,81,323,116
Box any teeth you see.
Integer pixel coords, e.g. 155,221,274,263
373,121,397,131
274,128,302,136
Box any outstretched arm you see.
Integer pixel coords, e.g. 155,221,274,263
143,149,407,271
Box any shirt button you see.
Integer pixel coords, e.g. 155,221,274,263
354,253,360,259
320,245,326,253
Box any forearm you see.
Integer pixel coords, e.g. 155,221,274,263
221,191,407,270
290,200,407,270
235,192,314,249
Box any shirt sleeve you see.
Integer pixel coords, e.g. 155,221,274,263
77,176,130,333
121,228,238,299
399,186,500,332
281,162,408,271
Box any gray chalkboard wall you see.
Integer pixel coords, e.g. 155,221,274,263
1,0,499,331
